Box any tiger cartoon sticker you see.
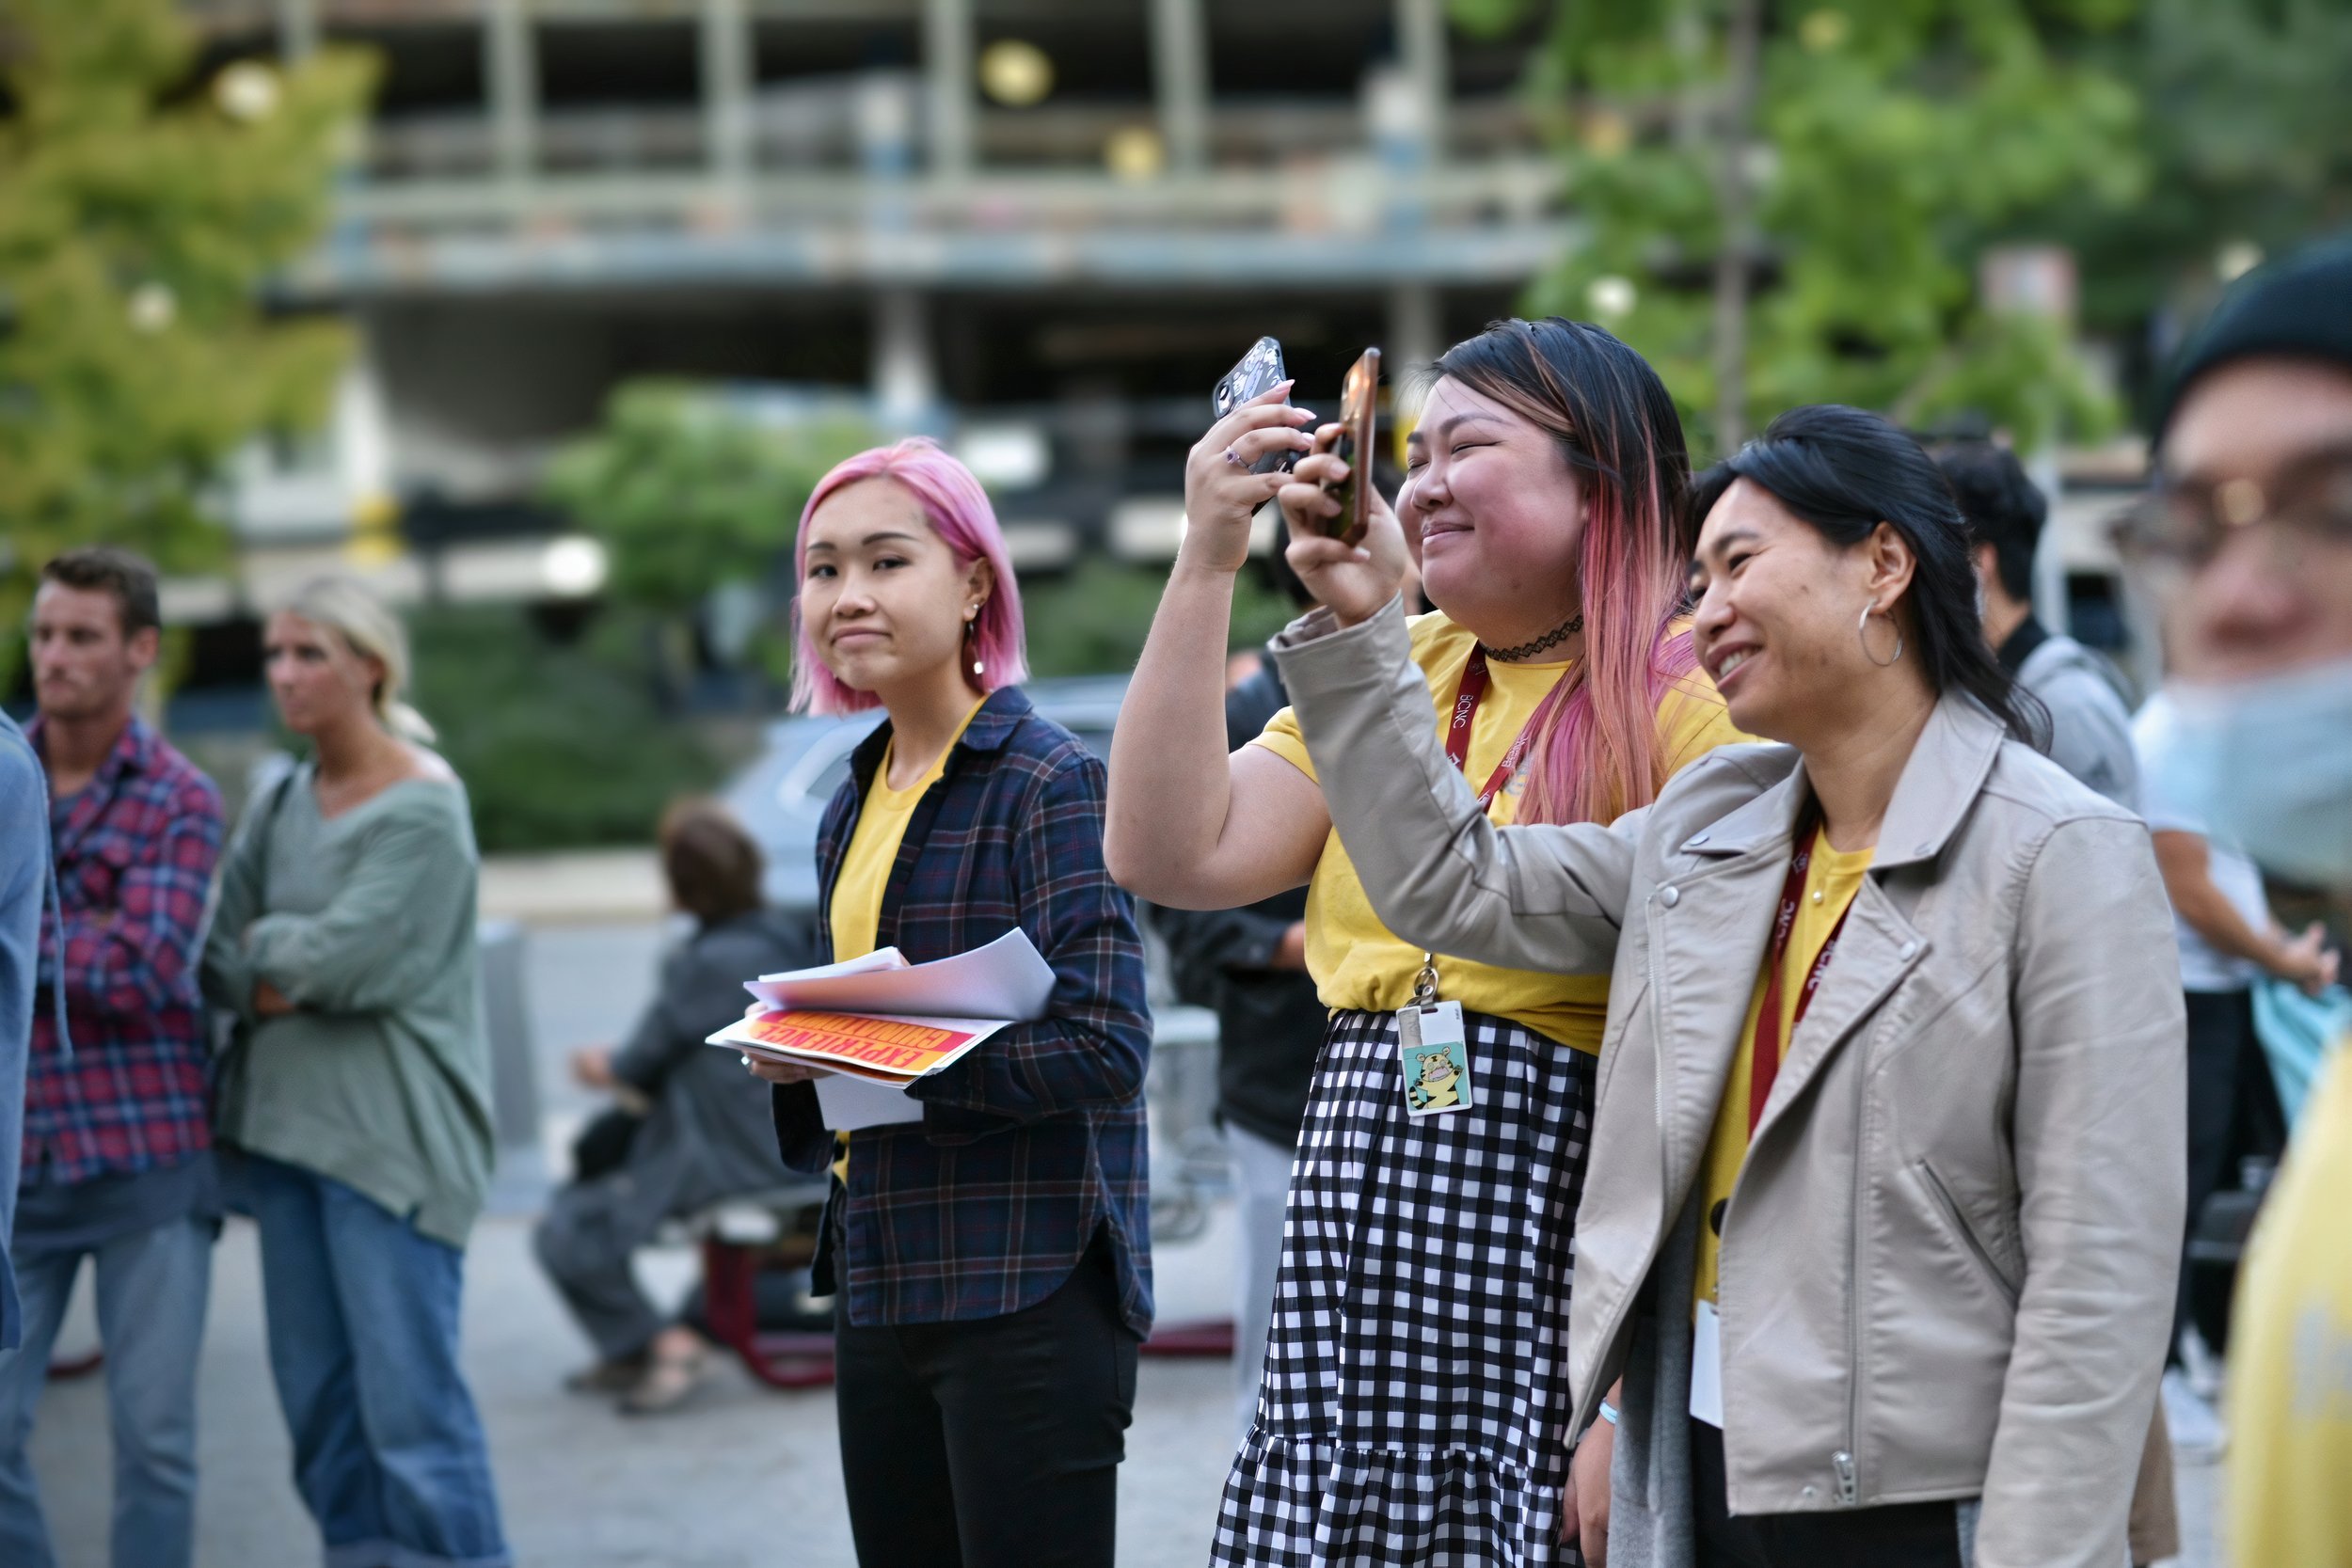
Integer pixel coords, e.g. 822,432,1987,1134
1399,1031,1473,1117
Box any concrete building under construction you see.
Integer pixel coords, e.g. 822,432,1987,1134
181,0,1568,617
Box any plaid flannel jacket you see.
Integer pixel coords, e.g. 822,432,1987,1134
773,686,1155,1336
24,717,223,1183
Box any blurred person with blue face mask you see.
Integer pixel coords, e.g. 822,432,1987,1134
2121,232,2352,1567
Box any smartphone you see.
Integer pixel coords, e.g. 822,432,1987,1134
1314,347,1380,548
1212,336,1300,476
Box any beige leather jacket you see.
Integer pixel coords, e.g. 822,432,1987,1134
1273,601,2184,1568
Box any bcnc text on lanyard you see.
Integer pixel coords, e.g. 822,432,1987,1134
1397,645,1546,1118
1444,644,1540,813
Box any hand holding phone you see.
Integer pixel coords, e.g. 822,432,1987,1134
1279,347,1409,626
1311,348,1380,548
1212,337,1303,477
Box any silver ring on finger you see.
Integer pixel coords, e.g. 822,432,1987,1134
1223,446,1245,467
739,1054,754,1069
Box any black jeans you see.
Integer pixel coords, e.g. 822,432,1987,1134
2177,987,2287,1352
1694,1420,1970,1568
834,1233,1138,1568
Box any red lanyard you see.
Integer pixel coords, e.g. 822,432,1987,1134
1445,646,1543,812
1749,805,1850,1135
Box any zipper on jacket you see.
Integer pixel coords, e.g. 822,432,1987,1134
1840,1008,1869,1507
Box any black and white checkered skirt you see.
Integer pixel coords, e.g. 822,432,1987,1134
1211,1006,1598,1567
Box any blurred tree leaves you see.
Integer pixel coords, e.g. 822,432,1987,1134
1022,558,1299,680
542,381,876,617
540,381,876,697
1458,0,2146,458
407,602,719,852
2037,0,2352,374
0,0,376,634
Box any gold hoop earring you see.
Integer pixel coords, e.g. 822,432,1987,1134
1857,602,1904,668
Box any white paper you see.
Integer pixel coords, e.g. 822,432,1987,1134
754,948,907,985
814,1072,925,1131
743,927,1056,1022
1690,1298,1724,1427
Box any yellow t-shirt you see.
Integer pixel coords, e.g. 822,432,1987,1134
1693,828,1873,1310
2226,1044,2352,1567
825,696,986,1176
1250,610,1750,1053
830,697,988,965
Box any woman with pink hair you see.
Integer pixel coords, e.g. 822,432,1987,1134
1108,320,1748,1565
745,438,1152,1568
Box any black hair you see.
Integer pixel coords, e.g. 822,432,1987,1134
40,546,161,639
1931,441,2044,603
1692,404,2048,747
2153,230,2352,445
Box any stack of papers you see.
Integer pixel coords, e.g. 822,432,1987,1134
706,928,1057,1130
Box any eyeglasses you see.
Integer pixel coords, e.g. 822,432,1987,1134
2111,447,2352,578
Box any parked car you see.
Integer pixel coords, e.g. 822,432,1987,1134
723,675,1129,913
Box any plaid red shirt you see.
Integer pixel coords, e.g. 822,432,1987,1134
772,687,1155,1336
25,717,223,1183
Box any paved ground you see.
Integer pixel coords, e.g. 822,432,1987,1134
24,915,2221,1566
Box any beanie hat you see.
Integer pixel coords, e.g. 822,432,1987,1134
2151,232,2352,447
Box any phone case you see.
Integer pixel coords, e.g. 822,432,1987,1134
1213,336,1299,476
1317,347,1380,548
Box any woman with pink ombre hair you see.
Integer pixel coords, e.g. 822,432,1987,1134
1108,321,1749,1566
747,438,1152,1568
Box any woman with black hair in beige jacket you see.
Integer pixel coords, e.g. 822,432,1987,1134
1270,404,2184,1568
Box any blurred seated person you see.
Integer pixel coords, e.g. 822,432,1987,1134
533,800,818,1414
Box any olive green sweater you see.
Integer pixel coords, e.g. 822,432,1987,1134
201,768,494,1247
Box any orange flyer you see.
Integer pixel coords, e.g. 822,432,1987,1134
713,1008,1006,1079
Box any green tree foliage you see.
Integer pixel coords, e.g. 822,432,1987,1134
0,0,376,626
1023,558,1300,680
541,381,879,701
542,381,877,618
406,603,719,853
2040,0,2352,355
1456,0,2146,458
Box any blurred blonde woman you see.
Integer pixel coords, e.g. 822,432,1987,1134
202,578,508,1568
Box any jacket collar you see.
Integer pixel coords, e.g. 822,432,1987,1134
845,684,1034,790
1865,694,2007,872
1680,693,2008,874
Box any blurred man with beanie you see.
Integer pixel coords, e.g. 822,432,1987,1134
2122,231,2352,1566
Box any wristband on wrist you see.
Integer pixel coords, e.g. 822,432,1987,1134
1597,1400,1619,1426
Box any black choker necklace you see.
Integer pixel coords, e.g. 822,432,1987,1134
1483,611,1585,663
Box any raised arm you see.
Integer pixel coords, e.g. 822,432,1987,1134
1976,814,2185,1567
1104,387,1328,910
1270,597,1642,976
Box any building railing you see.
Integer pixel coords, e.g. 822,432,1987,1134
360,93,1545,184
340,153,1566,235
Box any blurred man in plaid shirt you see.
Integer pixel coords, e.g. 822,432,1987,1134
0,549,224,1568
